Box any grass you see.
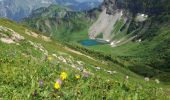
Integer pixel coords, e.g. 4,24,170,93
0,18,169,99
22,4,98,42
87,22,170,83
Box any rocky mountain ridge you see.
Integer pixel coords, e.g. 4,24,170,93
0,0,102,21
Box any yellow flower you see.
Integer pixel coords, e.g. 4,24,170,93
48,56,53,61
75,74,81,79
60,72,68,80
54,82,60,90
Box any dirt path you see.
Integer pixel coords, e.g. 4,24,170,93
64,47,97,61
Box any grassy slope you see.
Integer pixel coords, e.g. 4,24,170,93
87,17,170,83
22,5,100,42
0,18,169,99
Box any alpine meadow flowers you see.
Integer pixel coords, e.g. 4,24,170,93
60,72,68,80
48,56,53,61
75,74,81,79
54,79,62,90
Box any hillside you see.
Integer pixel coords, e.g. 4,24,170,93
22,0,170,83
22,5,100,41
1,18,169,99
0,0,55,21
0,0,102,21
87,0,170,82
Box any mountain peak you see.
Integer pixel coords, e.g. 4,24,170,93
0,0,102,20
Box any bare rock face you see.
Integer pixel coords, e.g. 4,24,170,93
102,0,117,15
103,0,170,15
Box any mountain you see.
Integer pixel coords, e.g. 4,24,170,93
22,5,100,41
22,0,170,83
88,0,170,82
55,0,103,11
0,0,102,21
0,0,170,99
0,0,56,21
0,17,168,100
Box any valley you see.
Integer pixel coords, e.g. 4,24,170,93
0,18,169,100
0,0,170,99
22,0,170,83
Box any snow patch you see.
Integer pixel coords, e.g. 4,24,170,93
136,13,148,22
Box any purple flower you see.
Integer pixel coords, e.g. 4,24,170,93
39,80,44,87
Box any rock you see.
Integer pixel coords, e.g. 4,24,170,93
0,26,25,44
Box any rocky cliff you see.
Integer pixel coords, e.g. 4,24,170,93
89,0,170,44
103,0,170,15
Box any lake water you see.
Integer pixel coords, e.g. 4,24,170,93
80,39,108,46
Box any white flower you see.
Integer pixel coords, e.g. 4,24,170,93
96,67,101,70
113,71,117,74
155,79,160,84
144,77,150,82
126,76,129,80
107,71,112,74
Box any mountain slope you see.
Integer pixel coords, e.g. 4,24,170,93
87,0,170,82
0,0,102,21
22,5,100,41
55,0,102,11
21,0,170,83
0,0,56,21
0,18,169,99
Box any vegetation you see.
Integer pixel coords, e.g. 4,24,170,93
22,5,100,42
0,0,170,99
0,18,169,99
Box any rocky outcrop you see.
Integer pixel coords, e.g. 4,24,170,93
103,0,170,15
0,26,25,44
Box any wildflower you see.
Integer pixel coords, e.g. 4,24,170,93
107,71,112,74
54,82,60,90
155,79,160,84
76,66,83,71
113,71,117,74
75,74,81,79
39,80,44,87
54,79,62,90
60,72,68,80
126,76,129,80
107,80,110,82
96,67,101,70
144,77,150,82
52,54,57,57
48,56,53,61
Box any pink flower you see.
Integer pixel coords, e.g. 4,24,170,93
56,79,62,86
